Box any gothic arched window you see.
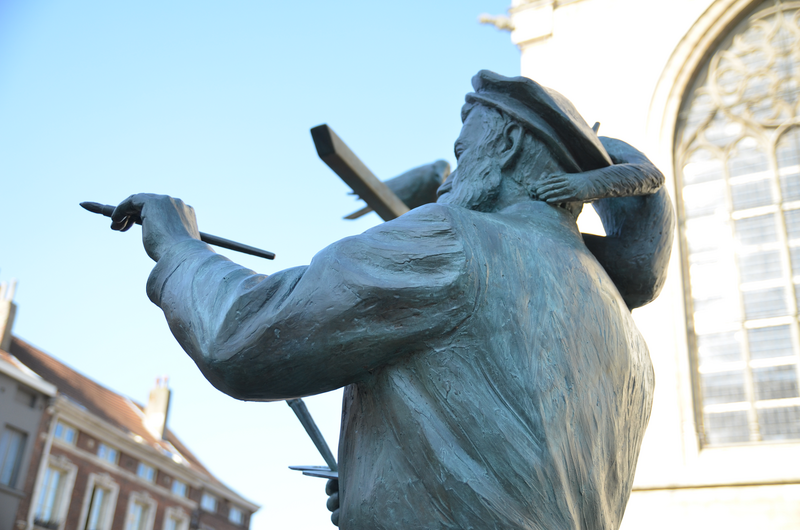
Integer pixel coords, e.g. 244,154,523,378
675,0,800,446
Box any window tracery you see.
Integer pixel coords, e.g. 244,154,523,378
675,0,800,445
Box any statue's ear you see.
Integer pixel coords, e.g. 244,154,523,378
500,122,524,171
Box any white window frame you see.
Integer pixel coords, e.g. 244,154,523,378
53,421,77,445
170,479,187,498
31,454,77,530
672,0,800,448
641,0,800,488
200,492,217,512
136,462,155,483
124,491,157,530
77,473,119,530
97,444,119,465
228,506,244,525
162,506,190,530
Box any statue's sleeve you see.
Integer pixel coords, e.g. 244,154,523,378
570,137,665,200
583,137,675,310
145,204,476,401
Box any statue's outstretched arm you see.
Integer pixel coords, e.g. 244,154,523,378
581,138,675,310
142,203,474,401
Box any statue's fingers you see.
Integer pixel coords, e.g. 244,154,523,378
119,216,137,232
110,214,139,232
326,492,339,512
538,181,568,192
110,217,128,231
537,179,570,191
331,509,340,527
111,194,145,225
541,172,566,182
325,479,338,496
544,193,576,203
110,215,138,232
537,183,569,197
541,174,568,185
541,192,573,202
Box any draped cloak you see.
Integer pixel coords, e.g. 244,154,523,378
146,200,654,530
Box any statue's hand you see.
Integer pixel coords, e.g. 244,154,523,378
326,478,340,527
111,193,201,261
535,173,598,203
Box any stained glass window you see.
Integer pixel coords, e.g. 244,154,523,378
675,0,800,445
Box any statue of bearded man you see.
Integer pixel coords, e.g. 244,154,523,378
113,71,674,529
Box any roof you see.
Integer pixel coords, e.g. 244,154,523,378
0,348,57,396
7,336,257,508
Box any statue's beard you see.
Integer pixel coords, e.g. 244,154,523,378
438,155,502,212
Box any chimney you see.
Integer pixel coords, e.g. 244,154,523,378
0,280,18,351
144,376,171,439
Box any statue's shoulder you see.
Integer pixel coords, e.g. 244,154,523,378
402,202,462,222
393,203,571,244
329,203,470,259
372,203,469,236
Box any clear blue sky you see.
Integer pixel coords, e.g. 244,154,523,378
0,1,519,528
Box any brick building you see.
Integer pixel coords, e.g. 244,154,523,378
1,309,259,530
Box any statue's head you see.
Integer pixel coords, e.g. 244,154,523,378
437,70,611,215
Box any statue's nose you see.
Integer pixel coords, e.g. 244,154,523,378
437,174,454,198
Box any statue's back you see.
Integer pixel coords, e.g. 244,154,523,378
337,201,654,530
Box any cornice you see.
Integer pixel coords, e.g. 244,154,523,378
553,0,591,8
53,397,194,478
0,356,57,396
52,395,259,510
508,0,554,46
509,0,589,13
51,438,197,510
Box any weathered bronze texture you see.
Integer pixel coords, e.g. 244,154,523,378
343,160,450,220
108,71,674,529
311,125,410,221
286,399,338,472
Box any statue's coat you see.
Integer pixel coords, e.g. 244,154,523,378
147,200,653,530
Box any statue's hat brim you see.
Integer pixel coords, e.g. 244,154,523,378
465,70,611,173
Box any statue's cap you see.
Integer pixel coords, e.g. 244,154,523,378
465,70,611,173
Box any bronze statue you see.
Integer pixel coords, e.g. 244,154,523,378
110,71,673,529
